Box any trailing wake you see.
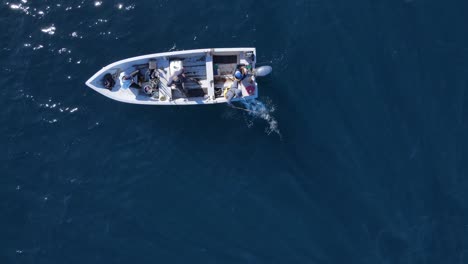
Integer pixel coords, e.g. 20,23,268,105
239,98,281,137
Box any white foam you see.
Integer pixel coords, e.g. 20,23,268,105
168,43,177,51
58,48,71,54
41,25,56,35
70,31,82,39
240,98,281,137
9,3,30,15
28,96,80,124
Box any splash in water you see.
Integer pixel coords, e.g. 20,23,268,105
238,98,281,137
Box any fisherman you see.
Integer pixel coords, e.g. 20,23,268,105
167,68,189,97
143,84,158,97
234,66,247,81
168,68,185,86
119,70,143,89
168,68,202,97
224,78,243,104
103,73,115,90
148,66,160,81
224,65,254,104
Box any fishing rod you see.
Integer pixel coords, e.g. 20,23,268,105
229,104,254,113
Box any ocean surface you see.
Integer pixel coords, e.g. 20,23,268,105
2,0,468,263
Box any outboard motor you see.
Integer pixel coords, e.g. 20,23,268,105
254,66,272,77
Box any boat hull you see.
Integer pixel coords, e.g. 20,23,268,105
85,48,258,105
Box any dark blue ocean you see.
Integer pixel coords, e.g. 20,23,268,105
2,0,468,263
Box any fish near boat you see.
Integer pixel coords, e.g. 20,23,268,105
85,48,272,105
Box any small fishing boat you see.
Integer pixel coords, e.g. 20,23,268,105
85,47,271,105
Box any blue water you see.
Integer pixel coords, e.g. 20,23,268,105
2,0,468,263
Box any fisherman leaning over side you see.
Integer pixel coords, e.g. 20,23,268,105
224,65,255,104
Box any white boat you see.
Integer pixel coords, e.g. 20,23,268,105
85,47,271,105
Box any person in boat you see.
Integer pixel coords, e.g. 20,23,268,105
224,65,256,104
119,70,144,89
149,69,159,80
234,66,248,81
103,73,115,90
143,84,158,97
167,68,188,96
233,65,255,86
224,69,244,104
168,68,202,97
167,68,185,87
224,84,242,104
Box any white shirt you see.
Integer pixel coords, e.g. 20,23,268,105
119,72,133,89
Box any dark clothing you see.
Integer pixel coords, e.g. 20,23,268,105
103,73,115,90
124,70,144,88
